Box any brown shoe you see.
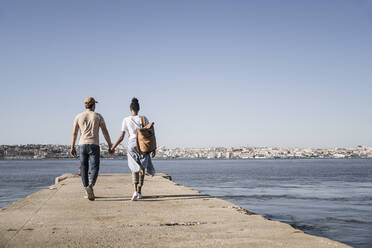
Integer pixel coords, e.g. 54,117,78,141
85,185,95,201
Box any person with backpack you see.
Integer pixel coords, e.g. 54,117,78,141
110,98,156,201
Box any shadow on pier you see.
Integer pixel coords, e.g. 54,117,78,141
94,194,213,202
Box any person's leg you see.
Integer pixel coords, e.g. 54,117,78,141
89,144,100,186
79,145,89,188
131,171,139,201
132,171,139,191
137,169,145,194
81,144,97,201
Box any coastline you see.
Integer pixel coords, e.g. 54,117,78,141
2,145,371,160
1,157,372,161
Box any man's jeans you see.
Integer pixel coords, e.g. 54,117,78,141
79,144,100,187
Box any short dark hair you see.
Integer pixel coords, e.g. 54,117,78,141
130,97,140,113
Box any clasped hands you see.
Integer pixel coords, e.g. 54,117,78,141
109,145,115,154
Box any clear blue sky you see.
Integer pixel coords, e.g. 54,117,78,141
1,0,371,148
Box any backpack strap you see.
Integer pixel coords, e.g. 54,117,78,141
141,116,146,128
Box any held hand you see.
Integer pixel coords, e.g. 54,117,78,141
70,147,77,157
109,147,115,154
151,150,156,158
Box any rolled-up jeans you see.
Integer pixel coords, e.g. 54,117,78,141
132,169,145,186
79,144,100,187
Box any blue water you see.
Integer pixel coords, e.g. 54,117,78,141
0,159,371,247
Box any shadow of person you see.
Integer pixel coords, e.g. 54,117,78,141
141,194,213,201
94,194,213,202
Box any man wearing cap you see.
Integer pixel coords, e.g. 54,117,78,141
70,97,113,201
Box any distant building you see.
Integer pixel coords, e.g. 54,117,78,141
368,153,372,158
19,150,35,158
333,153,346,159
225,152,232,159
207,152,216,159
6,149,17,157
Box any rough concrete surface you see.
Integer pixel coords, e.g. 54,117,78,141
0,173,350,248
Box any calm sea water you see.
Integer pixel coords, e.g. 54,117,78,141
0,159,371,247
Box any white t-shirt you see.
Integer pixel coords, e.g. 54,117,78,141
121,115,149,142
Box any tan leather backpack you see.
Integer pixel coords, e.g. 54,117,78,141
136,116,157,153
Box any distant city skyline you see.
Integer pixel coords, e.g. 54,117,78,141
1,144,372,160
1,1,371,148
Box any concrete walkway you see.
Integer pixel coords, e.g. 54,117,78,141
0,173,349,248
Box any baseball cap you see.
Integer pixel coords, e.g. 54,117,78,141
84,97,98,105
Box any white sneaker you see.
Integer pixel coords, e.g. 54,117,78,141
131,192,139,201
138,193,143,199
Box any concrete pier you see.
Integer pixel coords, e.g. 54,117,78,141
0,173,350,248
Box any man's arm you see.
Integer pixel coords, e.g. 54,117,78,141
70,121,79,157
100,118,113,149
